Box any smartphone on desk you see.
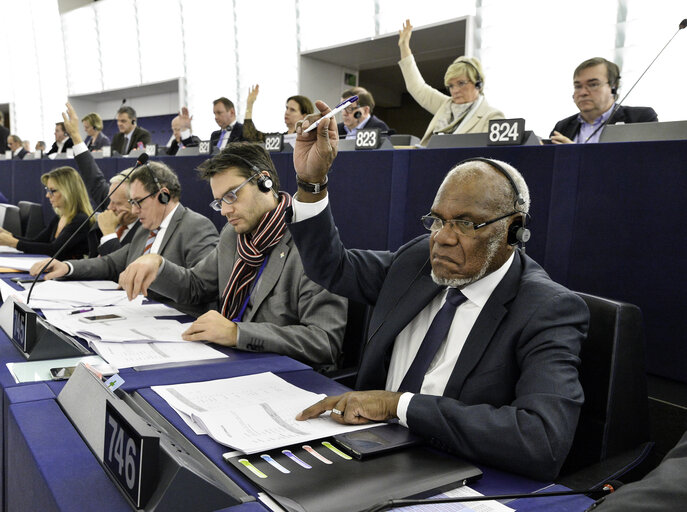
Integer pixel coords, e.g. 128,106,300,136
49,364,117,380
79,313,125,323
332,423,422,459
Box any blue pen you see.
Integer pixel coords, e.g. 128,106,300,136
70,307,94,315
303,95,359,133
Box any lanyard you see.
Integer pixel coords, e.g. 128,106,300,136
232,255,269,322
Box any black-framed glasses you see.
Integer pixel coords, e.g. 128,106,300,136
447,80,472,90
573,80,609,93
44,186,58,196
128,190,157,208
421,211,518,237
209,173,259,212
342,105,361,114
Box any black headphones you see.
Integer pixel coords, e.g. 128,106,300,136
147,164,170,204
456,157,531,247
228,153,274,193
457,58,483,90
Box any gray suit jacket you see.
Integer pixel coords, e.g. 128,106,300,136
69,204,219,316
288,204,589,480
149,223,347,369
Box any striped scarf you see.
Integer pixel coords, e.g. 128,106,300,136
220,192,292,320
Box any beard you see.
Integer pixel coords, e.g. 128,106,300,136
431,228,505,288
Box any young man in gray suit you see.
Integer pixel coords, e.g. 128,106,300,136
117,143,347,371
30,161,219,316
289,101,589,480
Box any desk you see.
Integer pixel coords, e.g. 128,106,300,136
1,142,684,382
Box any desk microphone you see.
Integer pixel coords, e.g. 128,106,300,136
26,152,150,304
364,480,623,512
585,18,687,143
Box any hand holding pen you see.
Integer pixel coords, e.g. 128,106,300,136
302,96,358,133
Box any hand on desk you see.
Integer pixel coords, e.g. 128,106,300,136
29,258,68,279
294,100,338,195
296,390,403,425
97,209,123,235
118,254,163,300
550,131,574,144
182,310,238,346
0,228,18,248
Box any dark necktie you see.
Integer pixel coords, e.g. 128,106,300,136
143,229,158,255
116,224,126,240
398,288,467,393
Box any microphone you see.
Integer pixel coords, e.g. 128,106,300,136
26,152,150,304
364,481,623,512
585,18,686,142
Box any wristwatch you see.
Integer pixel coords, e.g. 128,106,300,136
296,175,328,194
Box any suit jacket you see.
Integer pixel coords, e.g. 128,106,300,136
16,212,91,259
550,105,658,140
111,125,152,155
47,137,74,155
288,204,589,480
590,431,687,511
337,115,391,137
69,204,219,316
210,122,244,148
13,148,28,160
398,55,504,145
149,223,347,369
0,125,9,153
85,132,111,151
166,135,201,155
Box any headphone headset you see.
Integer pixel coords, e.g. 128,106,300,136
610,76,620,96
457,58,483,90
354,111,362,119
227,153,274,193
146,164,170,204
456,157,531,247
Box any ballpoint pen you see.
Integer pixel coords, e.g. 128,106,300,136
303,95,359,133
70,307,94,315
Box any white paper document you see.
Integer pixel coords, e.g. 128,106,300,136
89,339,227,369
2,279,140,310
0,255,48,270
389,485,515,511
153,372,380,454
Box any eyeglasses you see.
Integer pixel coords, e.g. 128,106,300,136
44,186,58,196
573,80,609,93
209,173,259,211
421,211,518,237
447,80,472,90
342,105,361,114
128,190,157,208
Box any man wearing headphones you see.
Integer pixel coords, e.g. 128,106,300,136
111,106,152,155
117,143,347,371
550,57,658,144
337,87,390,140
30,161,219,317
288,101,590,481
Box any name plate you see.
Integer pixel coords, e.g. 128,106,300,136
145,144,158,156
12,301,36,353
264,133,284,152
355,128,382,150
199,140,211,154
103,401,159,508
488,118,526,145
102,146,112,157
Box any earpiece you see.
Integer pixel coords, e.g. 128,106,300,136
455,157,530,247
146,164,170,204
354,111,362,119
459,58,483,90
256,173,273,193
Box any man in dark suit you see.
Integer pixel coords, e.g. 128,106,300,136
551,57,657,144
61,102,140,257
337,87,391,139
7,135,28,159
111,106,152,155
209,97,244,150
46,122,74,155
33,161,219,317
0,111,9,153
166,108,201,155
289,102,589,481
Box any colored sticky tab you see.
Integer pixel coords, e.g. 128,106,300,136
282,449,312,469
239,459,268,479
322,441,352,460
303,445,333,464
103,374,125,393
261,454,290,473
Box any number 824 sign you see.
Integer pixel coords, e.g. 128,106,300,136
487,118,526,146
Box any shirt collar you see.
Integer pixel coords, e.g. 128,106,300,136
344,115,370,135
577,103,616,127
158,203,179,230
459,252,515,308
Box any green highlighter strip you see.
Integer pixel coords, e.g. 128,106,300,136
322,441,352,460
238,459,267,479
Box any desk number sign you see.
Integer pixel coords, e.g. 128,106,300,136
355,128,382,150
103,402,158,508
488,118,526,145
265,133,284,152
12,301,36,353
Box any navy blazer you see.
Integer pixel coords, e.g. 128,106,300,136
111,125,152,155
550,105,658,140
337,114,391,137
47,137,74,155
288,204,589,480
210,122,244,148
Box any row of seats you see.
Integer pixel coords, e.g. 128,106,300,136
0,201,45,238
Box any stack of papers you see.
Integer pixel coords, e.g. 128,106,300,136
0,279,138,310
153,372,379,454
